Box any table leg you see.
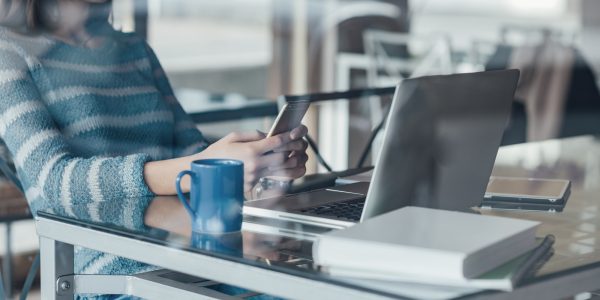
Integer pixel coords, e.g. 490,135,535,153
40,237,74,300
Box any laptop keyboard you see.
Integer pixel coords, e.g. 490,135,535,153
298,198,365,222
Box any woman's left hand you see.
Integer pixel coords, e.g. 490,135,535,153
260,125,309,180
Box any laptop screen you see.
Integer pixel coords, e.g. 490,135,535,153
361,70,520,220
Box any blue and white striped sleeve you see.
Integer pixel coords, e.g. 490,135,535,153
0,48,154,223
144,44,209,157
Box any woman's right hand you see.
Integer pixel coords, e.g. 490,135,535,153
198,126,308,191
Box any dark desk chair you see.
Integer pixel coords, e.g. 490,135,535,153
486,44,600,145
0,152,38,300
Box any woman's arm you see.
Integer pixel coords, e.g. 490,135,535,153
144,44,208,157
0,49,153,221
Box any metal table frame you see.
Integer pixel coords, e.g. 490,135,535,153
36,215,392,300
36,213,600,300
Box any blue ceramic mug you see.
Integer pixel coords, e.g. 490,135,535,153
175,159,244,233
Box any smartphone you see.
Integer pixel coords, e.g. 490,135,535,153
484,177,571,204
480,200,567,213
267,100,310,137
481,177,571,212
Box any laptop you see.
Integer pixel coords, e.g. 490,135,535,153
244,70,520,229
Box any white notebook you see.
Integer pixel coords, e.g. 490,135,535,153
313,206,539,280
326,236,554,291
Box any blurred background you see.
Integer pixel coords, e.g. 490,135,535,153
119,0,600,171
2,0,600,298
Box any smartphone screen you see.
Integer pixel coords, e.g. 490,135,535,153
267,101,310,137
485,177,570,199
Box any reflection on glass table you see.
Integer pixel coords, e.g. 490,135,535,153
36,135,600,299
487,135,600,278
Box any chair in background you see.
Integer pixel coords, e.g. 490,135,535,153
362,30,453,140
307,0,407,90
363,30,453,86
478,25,600,145
0,151,39,300
470,25,577,71
499,24,577,47
301,1,408,172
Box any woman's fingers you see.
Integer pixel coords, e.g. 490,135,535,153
237,125,309,188
252,152,288,171
273,138,308,153
258,152,308,178
290,125,308,140
251,133,291,154
251,125,308,154
268,152,308,171
252,151,308,173
243,152,285,185
245,152,308,184
225,131,265,143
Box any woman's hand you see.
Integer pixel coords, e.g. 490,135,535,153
144,126,309,195
198,125,309,191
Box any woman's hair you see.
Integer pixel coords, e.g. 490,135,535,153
0,0,112,33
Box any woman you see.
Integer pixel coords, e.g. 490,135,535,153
0,0,307,298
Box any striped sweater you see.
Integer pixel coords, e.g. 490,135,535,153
0,26,208,281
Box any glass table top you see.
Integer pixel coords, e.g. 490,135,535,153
485,135,600,278
37,135,600,299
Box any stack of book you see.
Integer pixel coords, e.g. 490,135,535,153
313,206,553,291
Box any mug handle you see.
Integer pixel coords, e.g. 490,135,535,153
176,170,196,218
